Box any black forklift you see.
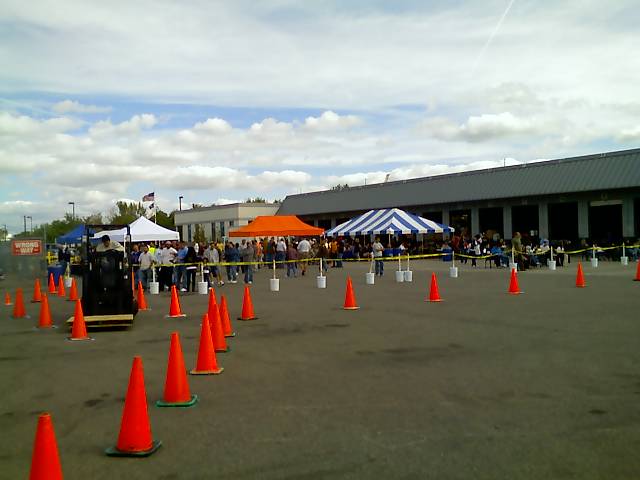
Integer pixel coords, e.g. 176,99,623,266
66,224,138,330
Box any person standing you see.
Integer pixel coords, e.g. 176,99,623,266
240,240,254,284
276,237,286,268
184,246,198,292
297,237,311,275
286,241,298,277
138,244,154,290
372,237,384,276
159,241,177,291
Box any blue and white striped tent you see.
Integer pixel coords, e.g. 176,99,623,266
325,208,454,236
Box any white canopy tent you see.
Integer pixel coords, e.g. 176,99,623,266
92,216,179,242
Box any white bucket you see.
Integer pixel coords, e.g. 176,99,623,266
365,272,375,285
149,282,160,295
449,266,458,278
621,256,629,266
403,270,413,282
395,270,405,283
197,281,209,295
591,258,599,268
270,278,280,291
64,277,73,288
509,262,518,271
316,276,326,289
548,260,556,271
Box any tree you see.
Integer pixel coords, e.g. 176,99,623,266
245,197,267,203
330,184,349,191
155,209,175,229
83,213,104,225
108,201,146,225
193,224,206,244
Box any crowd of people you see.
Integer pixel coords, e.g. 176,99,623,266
58,232,640,292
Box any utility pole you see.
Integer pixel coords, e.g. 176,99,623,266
23,215,27,233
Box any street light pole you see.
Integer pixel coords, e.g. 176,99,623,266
23,215,27,233
68,201,75,219
179,196,184,211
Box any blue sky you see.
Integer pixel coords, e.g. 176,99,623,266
1,0,639,233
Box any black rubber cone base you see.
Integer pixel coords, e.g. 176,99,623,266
105,440,162,457
156,394,198,408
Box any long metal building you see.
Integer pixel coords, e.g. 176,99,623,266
277,148,640,241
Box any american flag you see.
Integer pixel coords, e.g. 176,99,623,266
142,192,155,202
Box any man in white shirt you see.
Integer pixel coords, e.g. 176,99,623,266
276,237,287,268
297,238,311,275
372,237,384,276
138,244,154,290
159,241,177,291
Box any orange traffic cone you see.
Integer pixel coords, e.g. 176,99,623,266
57,276,66,298
137,281,149,311
207,289,229,352
576,262,586,288
67,278,78,302
38,294,54,328
48,273,56,294
29,413,63,480
238,286,258,320
68,299,91,341
32,279,43,303
190,314,223,375
106,356,162,457
12,288,28,318
343,276,359,310
156,332,198,407
508,268,521,295
166,285,186,318
4,292,11,306
427,272,442,302
219,295,235,337
633,260,640,282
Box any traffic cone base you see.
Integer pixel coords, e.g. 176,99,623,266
156,394,198,408
343,306,360,310
105,440,162,457
215,345,231,353
428,298,443,303
190,367,224,375
66,335,93,341
237,315,258,321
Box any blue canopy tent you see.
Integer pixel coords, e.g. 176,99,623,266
56,224,95,244
326,208,454,236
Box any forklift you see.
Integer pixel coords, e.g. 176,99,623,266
66,224,138,330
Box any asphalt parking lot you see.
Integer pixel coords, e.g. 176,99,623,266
1,259,640,479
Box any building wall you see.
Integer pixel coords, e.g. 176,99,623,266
296,188,638,242
174,203,280,242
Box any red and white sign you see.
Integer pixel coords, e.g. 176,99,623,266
11,239,43,256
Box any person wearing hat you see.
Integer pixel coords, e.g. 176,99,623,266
158,241,177,291
96,234,124,252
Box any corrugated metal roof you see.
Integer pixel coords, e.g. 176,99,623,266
278,148,640,215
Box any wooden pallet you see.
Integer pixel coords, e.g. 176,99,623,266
66,314,134,330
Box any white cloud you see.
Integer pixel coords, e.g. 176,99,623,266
617,125,640,141
193,117,232,134
303,111,361,131
421,112,538,143
52,99,111,114
89,114,157,137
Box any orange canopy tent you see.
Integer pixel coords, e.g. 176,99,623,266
229,216,324,237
